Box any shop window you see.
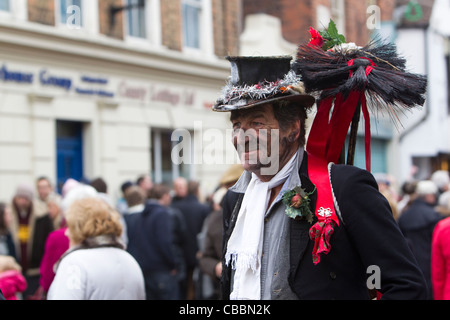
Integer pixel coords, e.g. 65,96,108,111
182,0,202,49
412,156,433,180
152,128,192,185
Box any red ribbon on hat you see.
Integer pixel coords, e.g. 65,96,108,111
347,57,375,172
307,58,376,264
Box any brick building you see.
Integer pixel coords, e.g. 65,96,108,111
240,0,449,184
242,0,381,47
0,0,242,201
240,0,399,176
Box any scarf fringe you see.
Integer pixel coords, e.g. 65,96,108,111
225,151,299,300
225,250,259,273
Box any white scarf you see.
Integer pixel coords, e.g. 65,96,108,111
225,152,297,300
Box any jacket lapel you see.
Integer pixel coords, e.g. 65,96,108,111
289,154,317,284
222,153,318,292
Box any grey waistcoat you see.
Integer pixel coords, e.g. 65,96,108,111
228,148,304,299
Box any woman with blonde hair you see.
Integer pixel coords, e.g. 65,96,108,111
47,197,145,300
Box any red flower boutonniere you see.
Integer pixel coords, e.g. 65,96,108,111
282,186,315,223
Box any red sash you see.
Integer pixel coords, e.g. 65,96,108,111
307,58,375,264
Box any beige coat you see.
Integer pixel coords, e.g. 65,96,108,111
9,198,49,276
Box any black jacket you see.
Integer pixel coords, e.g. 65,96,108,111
124,202,176,274
221,154,428,300
171,195,210,268
398,198,443,299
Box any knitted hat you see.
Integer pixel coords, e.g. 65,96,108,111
14,183,34,201
61,184,98,213
431,170,450,191
61,178,80,198
416,180,438,196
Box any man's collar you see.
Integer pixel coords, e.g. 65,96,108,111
274,148,304,203
229,148,305,194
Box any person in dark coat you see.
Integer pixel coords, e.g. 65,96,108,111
0,203,16,259
149,183,188,300
171,177,210,299
398,180,443,299
212,55,427,300
10,184,54,299
124,200,177,300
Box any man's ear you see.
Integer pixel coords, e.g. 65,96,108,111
288,120,301,142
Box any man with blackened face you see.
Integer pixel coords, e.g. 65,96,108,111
213,56,427,300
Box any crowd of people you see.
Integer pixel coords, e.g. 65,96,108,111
0,166,449,300
0,164,243,300
374,169,450,299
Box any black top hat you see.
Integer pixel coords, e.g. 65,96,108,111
212,56,315,112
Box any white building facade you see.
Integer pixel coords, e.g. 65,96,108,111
0,0,240,202
390,0,450,183
240,1,450,187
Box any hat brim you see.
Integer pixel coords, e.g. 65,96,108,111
212,93,316,112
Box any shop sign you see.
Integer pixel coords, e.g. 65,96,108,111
117,80,195,107
40,70,72,91
118,80,147,101
0,64,34,83
76,75,114,98
1,63,115,97
1,63,210,106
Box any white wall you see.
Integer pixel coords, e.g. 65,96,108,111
0,23,232,202
394,26,449,182
240,14,298,57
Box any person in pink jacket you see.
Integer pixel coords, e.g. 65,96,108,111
0,269,27,300
0,255,27,300
39,227,69,293
432,215,450,300
38,181,97,298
